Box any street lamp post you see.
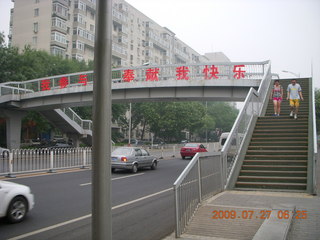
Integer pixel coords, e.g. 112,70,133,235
282,70,300,78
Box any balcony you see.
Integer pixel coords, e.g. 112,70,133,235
53,0,69,7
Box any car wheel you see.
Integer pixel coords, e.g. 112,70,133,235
7,196,28,223
111,168,116,173
151,161,157,170
182,156,185,160
132,164,138,173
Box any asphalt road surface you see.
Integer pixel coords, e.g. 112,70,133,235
0,157,189,240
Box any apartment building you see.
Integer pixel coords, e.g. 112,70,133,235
10,0,227,67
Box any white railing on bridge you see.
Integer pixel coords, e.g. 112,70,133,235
0,147,92,177
0,61,270,97
221,60,272,187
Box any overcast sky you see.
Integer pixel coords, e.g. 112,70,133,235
1,0,319,88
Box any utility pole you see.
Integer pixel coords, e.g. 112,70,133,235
128,102,132,145
92,0,112,239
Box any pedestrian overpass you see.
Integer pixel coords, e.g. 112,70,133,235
0,60,317,238
0,61,270,148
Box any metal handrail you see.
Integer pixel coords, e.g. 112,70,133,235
173,153,201,237
62,108,92,131
173,153,222,237
307,77,317,194
221,60,272,187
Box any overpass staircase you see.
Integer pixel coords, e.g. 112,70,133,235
40,108,93,146
235,78,311,191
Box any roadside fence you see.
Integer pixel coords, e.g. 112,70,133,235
0,147,92,177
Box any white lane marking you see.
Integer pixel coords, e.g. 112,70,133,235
80,173,145,186
8,187,172,240
112,187,172,210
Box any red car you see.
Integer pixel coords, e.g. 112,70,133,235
180,143,207,159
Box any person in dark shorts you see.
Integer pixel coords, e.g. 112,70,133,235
270,80,283,116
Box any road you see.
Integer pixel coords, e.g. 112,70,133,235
0,158,189,240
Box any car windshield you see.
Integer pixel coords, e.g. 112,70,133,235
112,148,132,156
185,143,198,148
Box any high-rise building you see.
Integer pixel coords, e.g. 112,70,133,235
9,0,229,66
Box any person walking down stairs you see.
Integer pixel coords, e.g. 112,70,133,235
270,80,284,116
287,79,304,119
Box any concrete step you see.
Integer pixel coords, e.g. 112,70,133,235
241,165,307,172
246,150,308,155
257,118,308,123
249,141,308,146
243,160,307,166
251,137,308,142
253,129,308,133
248,146,308,150
245,155,307,160
238,176,307,183
240,169,307,177
252,132,308,137
255,124,308,129
235,181,307,190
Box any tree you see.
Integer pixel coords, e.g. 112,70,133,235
0,37,94,142
207,102,238,132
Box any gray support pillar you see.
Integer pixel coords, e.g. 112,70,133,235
92,0,112,239
2,110,26,149
67,133,80,147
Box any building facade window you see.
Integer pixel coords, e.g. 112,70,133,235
51,31,67,44
72,40,84,51
75,1,86,11
51,46,65,56
72,53,84,61
33,22,38,33
73,27,94,42
34,8,39,17
74,13,86,25
52,17,67,30
52,3,68,17
32,36,38,45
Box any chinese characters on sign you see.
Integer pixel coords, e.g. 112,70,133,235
121,65,246,82
40,74,89,91
39,65,247,91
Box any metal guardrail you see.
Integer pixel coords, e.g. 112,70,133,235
221,61,272,187
173,153,222,237
307,77,317,194
62,108,92,131
0,61,270,96
0,147,92,177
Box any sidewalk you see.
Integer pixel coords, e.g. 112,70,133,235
164,151,320,240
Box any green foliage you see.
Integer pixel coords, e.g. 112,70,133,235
0,37,93,137
207,102,238,132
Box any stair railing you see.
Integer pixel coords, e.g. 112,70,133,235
62,108,92,132
307,77,317,194
221,61,272,188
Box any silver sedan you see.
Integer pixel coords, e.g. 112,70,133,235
111,147,158,173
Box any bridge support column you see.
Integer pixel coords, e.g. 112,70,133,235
1,110,26,149
67,133,81,147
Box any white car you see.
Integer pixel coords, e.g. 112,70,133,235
0,181,34,223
